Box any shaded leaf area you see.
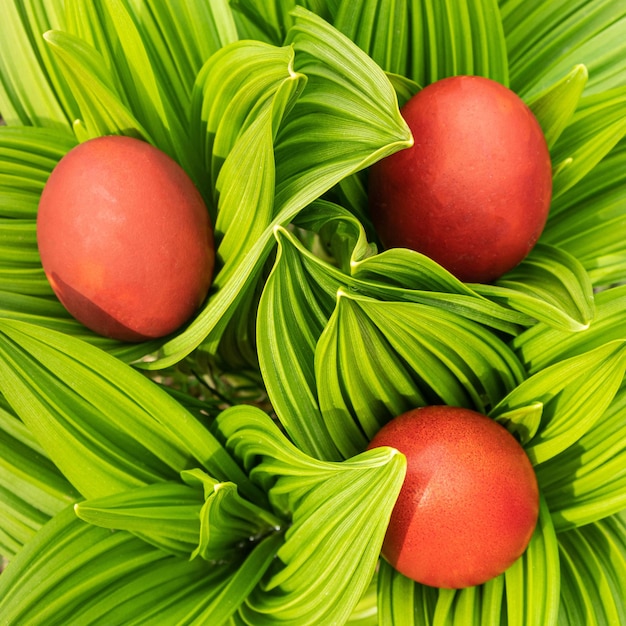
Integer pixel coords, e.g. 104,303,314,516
491,340,626,464
376,497,560,626
144,8,411,369
557,512,626,626
0,319,263,507
334,0,509,87
501,0,626,99
0,126,153,361
217,404,406,625
0,394,79,558
0,505,282,626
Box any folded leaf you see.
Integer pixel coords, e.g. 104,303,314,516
491,340,626,465
217,404,406,625
474,244,596,332
334,0,509,87
0,319,261,504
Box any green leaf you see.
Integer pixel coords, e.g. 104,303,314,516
0,319,261,504
543,136,626,288
217,404,406,625
74,481,204,557
503,0,626,98
557,513,626,626
144,8,412,369
335,0,509,86
491,340,626,465
0,505,281,625
44,29,151,142
536,383,626,530
550,87,626,201
378,559,438,626
474,244,596,332
504,495,560,626
0,0,76,129
527,64,588,148
513,284,626,375
316,290,526,458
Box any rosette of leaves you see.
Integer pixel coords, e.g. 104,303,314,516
0,1,625,625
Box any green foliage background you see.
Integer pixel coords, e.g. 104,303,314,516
0,0,625,624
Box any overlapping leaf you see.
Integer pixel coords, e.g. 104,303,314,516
145,8,412,369
491,340,626,463
316,290,525,458
502,0,626,98
217,404,405,625
536,382,626,530
0,505,282,625
0,319,260,504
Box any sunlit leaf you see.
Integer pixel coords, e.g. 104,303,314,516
527,64,588,147
513,284,626,374
0,0,76,129
536,382,626,530
217,404,406,625
0,319,261,504
557,513,626,626
543,137,626,287
550,87,626,200
474,244,596,332
145,8,412,369
44,29,150,142
315,290,525,458
502,0,626,98
0,505,281,625
491,340,626,464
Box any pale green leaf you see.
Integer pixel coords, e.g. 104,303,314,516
217,404,406,625
513,284,626,375
474,244,596,332
144,8,412,369
536,383,626,530
0,0,76,129
315,290,525,458
0,319,261,504
550,87,626,201
502,0,626,98
527,64,588,147
491,340,626,465
0,505,280,625
44,29,150,142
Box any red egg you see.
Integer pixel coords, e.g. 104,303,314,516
368,406,539,589
37,135,215,341
369,75,552,283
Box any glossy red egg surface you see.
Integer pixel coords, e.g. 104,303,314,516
37,135,214,341
368,406,539,589
368,75,552,283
